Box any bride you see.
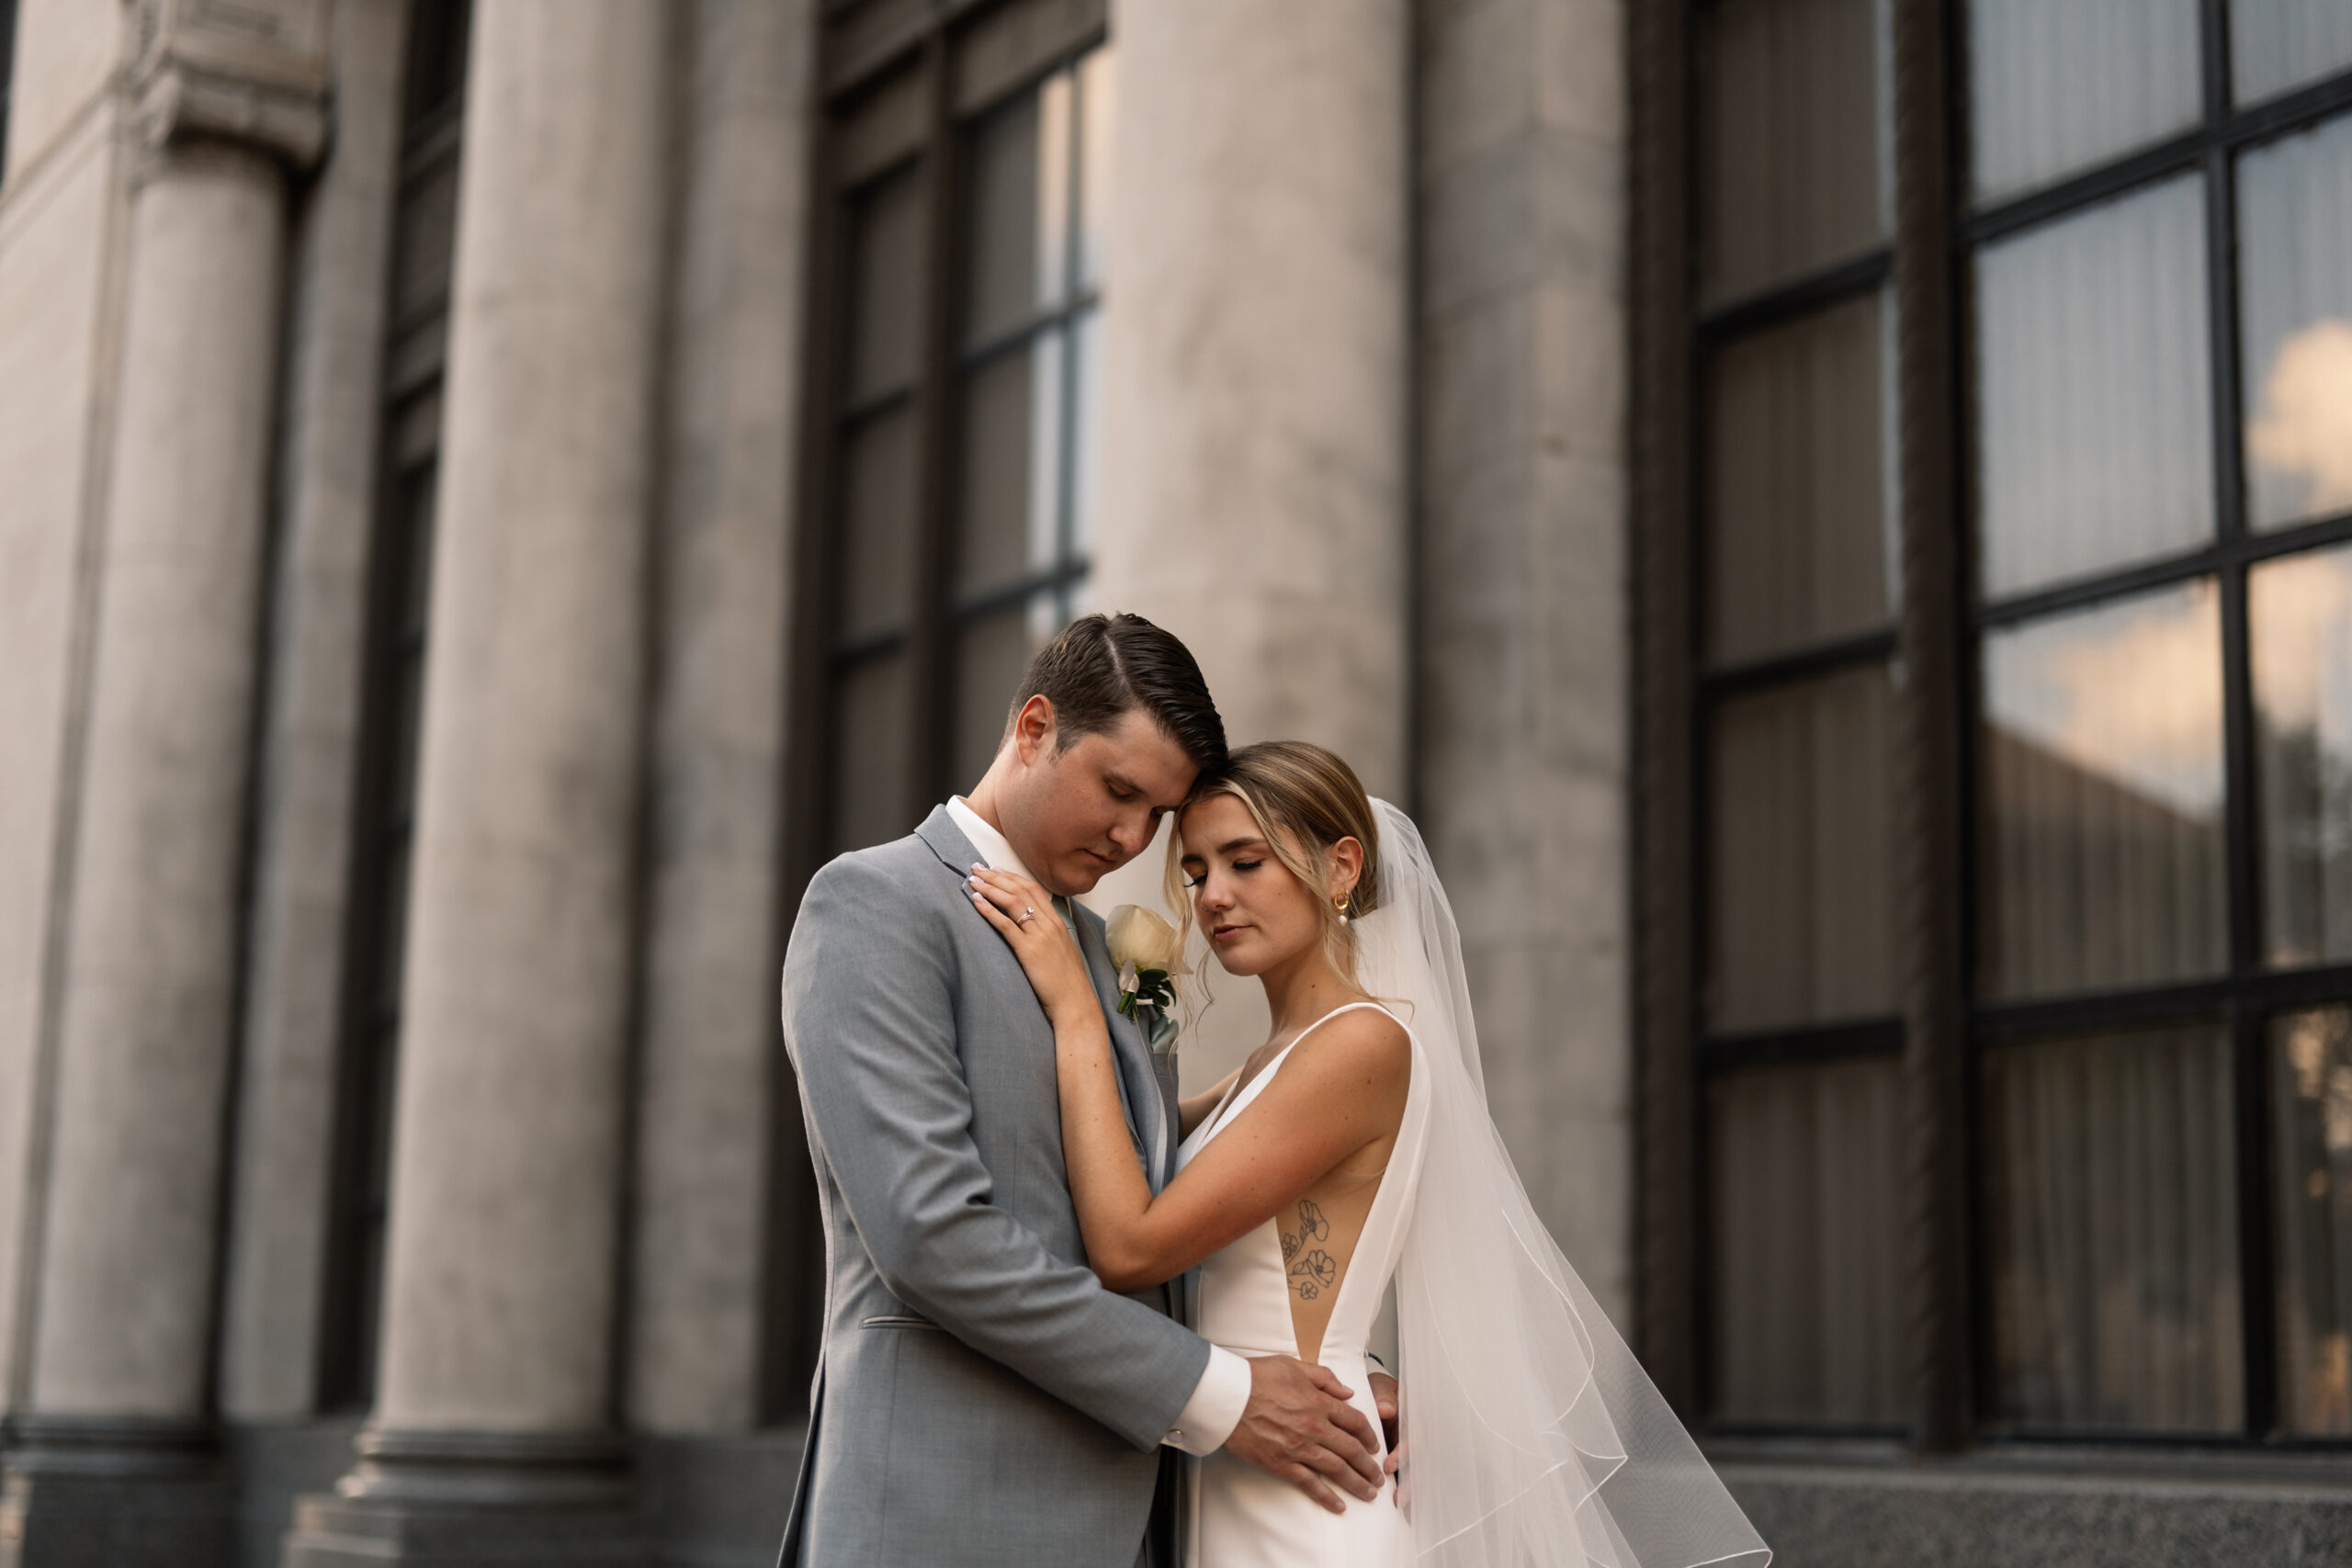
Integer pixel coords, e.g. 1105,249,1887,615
967,740,1769,1567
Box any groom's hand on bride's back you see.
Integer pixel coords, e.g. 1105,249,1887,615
1224,1355,1384,1515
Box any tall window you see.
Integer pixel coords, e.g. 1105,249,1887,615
797,0,1111,868
320,0,469,1413
770,0,1111,1423
1643,0,2352,1447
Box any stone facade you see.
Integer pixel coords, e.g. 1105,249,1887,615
0,2,2345,1565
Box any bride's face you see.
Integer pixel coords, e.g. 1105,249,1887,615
1177,794,1340,977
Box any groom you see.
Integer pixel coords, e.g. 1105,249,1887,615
776,613,1385,1566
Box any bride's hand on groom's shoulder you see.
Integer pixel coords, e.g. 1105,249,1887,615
965,866,1097,1025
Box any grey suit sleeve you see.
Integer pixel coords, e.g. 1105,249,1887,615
783,855,1212,1451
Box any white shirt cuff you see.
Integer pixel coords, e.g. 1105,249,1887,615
1162,1346,1250,1455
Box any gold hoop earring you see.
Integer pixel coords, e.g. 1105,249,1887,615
1333,892,1350,922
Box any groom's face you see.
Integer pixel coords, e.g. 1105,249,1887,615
1001,703,1199,897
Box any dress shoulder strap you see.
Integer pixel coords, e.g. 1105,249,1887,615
1231,1000,1396,1100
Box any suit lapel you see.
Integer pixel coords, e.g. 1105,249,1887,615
912,805,981,877
1071,907,1172,1190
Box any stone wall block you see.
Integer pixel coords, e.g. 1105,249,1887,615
3,1,129,184
0,105,123,1420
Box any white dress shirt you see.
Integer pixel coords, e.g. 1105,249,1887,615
946,797,1251,1456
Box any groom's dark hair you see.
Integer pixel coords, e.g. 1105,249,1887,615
1011,613,1227,770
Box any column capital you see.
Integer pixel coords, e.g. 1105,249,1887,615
130,0,333,170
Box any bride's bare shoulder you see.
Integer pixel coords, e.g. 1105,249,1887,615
1292,1003,1411,1089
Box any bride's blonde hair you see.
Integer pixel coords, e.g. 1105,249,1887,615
1163,740,1384,995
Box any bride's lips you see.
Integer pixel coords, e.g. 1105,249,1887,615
1211,923,1248,942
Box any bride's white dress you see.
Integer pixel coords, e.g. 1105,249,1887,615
1161,800,1765,1568
1179,1000,1430,1568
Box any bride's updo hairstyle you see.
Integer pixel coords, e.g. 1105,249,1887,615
1167,740,1383,991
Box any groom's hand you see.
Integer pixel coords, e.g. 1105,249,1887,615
1224,1356,1383,1515
1368,1371,1408,1514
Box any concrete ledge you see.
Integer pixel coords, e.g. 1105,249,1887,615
635,1428,802,1568
220,1420,801,1567
1722,1459,2352,1568
0,1468,232,1568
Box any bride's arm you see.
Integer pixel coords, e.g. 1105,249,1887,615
1178,1067,1241,1138
971,866,1407,1292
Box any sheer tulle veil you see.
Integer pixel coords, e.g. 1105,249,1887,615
1352,799,1770,1568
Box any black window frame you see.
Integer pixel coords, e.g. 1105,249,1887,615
0,0,18,178
1634,0,2352,1456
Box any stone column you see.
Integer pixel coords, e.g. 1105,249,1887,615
1413,0,1634,1317
628,0,809,1442
1085,0,1411,1089
284,3,668,1561
1091,0,1412,797
0,6,327,1566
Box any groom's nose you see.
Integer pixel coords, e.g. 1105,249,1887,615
1107,808,1153,858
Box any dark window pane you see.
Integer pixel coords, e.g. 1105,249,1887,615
831,653,913,854
2237,111,2352,533
965,77,1069,350
392,152,460,321
837,410,919,644
2273,1007,2352,1435
848,170,924,403
1708,1055,1907,1425
2233,0,2352,108
1984,1025,2242,1432
1703,291,1894,666
1974,178,2214,598
2251,544,2352,967
1697,0,1885,303
952,594,1058,792
1706,663,1895,1032
955,336,1063,603
1979,583,2227,1000
1966,0,2202,202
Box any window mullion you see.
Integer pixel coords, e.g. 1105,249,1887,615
1888,0,1973,1457
1629,0,1701,1416
2200,0,2281,1442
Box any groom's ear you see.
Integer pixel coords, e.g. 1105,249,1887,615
1010,694,1058,766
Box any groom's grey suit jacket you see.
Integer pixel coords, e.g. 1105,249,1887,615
777,807,1203,1567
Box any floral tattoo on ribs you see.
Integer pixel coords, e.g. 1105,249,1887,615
1280,1198,1338,1301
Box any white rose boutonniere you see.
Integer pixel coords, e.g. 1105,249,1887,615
1105,904,1182,1025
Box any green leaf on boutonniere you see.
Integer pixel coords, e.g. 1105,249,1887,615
1117,964,1174,1021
